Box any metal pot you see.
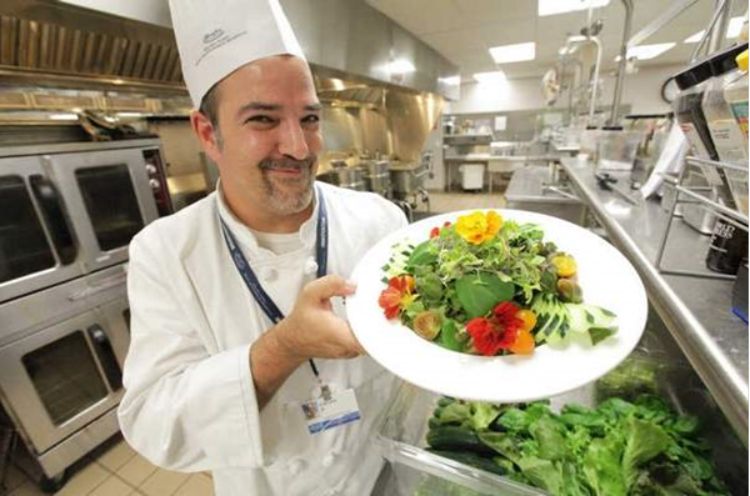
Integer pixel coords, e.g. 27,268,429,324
390,163,428,196
362,160,392,196
317,165,366,191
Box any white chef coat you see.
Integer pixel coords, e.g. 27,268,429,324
117,182,408,495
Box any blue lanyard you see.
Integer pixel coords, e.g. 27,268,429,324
220,186,327,377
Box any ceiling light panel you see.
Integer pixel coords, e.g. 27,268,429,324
621,43,675,60
473,70,508,84
489,42,536,64
684,17,745,43
538,0,610,17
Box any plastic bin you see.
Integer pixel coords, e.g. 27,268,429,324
460,163,485,190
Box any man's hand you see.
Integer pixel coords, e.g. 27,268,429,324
278,275,364,360
250,275,363,409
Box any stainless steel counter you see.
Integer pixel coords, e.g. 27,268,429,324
559,157,748,444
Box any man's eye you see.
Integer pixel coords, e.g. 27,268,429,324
302,115,320,124
246,115,275,124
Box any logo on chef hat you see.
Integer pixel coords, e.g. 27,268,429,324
203,29,225,45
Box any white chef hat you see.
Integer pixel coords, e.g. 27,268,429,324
169,0,306,107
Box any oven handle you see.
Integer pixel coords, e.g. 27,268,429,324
68,272,127,301
29,174,78,265
87,324,123,391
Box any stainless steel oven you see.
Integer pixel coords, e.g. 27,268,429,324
0,139,170,304
0,139,169,486
0,264,130,480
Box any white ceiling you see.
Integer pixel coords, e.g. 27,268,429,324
366,0,747,80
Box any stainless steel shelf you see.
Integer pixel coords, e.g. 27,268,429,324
559,157,748,445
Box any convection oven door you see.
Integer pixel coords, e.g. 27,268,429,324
0,156,83,303
0,309,124,453
43,148,159,273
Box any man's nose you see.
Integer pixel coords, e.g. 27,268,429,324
277,120,310,160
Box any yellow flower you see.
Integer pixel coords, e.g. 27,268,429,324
455,211,503,245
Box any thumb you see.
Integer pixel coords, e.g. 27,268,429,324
305,274,357,300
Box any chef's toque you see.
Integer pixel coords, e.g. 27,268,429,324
169,0,306,107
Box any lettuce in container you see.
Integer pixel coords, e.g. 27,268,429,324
377,211,617,357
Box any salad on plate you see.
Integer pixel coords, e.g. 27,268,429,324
377,210,618,357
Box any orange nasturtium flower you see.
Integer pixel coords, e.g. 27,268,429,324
378,275,416,319
455,211,503,245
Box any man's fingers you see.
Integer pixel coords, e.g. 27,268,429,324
306,274,356,300
343,322,366,355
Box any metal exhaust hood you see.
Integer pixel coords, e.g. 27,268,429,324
0,0,459,101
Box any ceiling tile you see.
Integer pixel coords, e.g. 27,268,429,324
369,0,747,79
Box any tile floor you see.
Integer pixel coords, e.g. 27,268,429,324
1,191,506,496
3,435,213,496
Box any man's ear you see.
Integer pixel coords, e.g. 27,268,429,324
190,110,222,164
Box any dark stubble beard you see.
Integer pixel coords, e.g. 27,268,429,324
258,156,316,215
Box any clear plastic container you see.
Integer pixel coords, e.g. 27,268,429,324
703,66,747,164
595,129,642,171
724,50,748,148
673,60,725,185
374,312,748,496
704,46,749,216
459,163,485,190
724,50,749,217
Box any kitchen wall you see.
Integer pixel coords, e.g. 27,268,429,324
447,63,683,116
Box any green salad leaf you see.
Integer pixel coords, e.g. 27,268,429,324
455,272,514,318
425,394,729,496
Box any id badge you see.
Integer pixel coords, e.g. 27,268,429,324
301,385,361,435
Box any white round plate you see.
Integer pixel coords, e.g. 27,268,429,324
346,209,648,403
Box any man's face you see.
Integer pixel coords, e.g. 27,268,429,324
199,56,322,217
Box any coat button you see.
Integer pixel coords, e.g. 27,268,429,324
303,258,318,275
287,457,306,475
321,452,336,467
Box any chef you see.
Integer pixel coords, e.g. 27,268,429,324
117,0,407,494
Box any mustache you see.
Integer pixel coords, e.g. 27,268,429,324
258,156,315,171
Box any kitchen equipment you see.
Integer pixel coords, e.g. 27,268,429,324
389,163,428,199
673,57,734,199
703,44,749,217
317,161,366,191
0,139,168,304
680,170,717,235
0,263,130,486
625,113,673,188
725,50,749,147
595,129,642,171
595,172,640,205
683,191,719,235
703,44,748,165
505,166,586,225
459,163,484,191
362,159,392,197
706,216,748,274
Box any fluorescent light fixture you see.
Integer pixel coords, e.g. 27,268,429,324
48,113,78,121
116,112,145,118
473,70,508,84
539,0,609,17
489,42,536,64
385,59,416,74
616,42,675,60
727,16,745,38
684,30,704,43
438,75,461,86
684,16,745,43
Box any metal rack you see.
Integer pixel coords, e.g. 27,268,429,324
656,156,748,280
